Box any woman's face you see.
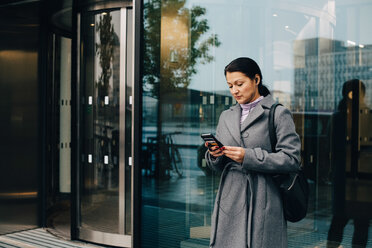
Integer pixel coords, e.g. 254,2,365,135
226,71,261,104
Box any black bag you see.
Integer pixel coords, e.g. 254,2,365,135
269,103,309,222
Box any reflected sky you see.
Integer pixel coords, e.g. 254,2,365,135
185,0,372,93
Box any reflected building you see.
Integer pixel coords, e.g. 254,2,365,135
294,37,372,112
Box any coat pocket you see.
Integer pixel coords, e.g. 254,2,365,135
219,171,247,217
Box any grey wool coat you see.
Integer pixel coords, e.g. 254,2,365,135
206,95,301,248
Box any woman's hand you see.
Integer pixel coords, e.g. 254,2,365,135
205,142,224,157
222,146,245,164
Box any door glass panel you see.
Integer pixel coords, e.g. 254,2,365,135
79,8,131,236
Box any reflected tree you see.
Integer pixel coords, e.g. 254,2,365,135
144,0,220,97
96,13,115,101
95,13,115,187
143,0,221,178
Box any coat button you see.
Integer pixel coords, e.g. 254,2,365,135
242,132,249,138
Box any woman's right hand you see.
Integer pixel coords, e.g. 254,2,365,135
205,142,224,157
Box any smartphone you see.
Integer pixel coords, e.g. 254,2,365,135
200,133,224,148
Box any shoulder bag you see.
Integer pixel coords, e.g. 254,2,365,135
269,103,309,222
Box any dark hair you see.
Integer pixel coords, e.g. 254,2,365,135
224,57,270,96
342,79,365,98
338,79,365,112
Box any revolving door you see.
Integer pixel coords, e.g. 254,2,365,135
75,2,135,247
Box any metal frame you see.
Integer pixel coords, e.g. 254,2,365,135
70,0,79,238
119,7,128,235
38,0,49,227
80,1,132,12
131,0,142,247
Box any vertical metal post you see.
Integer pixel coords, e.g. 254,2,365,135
132,0,143,246
119,7,127,235
38,0,49,228
71,11,81,240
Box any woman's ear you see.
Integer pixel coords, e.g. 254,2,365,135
254,74,260,84
255,77,260,85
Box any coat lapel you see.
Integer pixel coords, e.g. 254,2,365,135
225,104,241,145
240,95,276,133
224,95,276,144
240,105,264,133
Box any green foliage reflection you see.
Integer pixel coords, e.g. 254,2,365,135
143,0,221,98
96,13,115,98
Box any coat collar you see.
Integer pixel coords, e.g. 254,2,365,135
241,95,276,132
225,95,276,144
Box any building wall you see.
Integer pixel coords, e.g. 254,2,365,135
0,1,41,234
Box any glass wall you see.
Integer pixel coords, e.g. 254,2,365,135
141,0,372,247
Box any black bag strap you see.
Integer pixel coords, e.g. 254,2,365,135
268,103,282,152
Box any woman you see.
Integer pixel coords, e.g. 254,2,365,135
205,57,301,248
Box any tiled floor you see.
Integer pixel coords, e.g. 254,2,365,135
0,228,104,248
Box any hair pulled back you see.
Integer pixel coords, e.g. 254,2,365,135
224,57,270,96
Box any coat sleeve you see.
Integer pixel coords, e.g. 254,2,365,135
242,106,301,173
205,112,228,172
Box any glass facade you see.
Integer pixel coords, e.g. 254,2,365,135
141,0,372,247
1,0,372,247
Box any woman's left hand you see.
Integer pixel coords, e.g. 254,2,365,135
222,146,245,164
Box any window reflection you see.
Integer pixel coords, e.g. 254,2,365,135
327,79,372,247
142,0,372,247
80,10,123,234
